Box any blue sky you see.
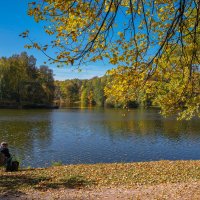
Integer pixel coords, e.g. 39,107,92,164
0,0,112,80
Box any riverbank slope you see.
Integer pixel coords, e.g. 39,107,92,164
0,160,200,199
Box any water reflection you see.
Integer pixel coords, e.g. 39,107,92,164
0,108,199,167
0,109,53,167
101,108,199,140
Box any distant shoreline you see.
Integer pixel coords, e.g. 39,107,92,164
0,104,59,109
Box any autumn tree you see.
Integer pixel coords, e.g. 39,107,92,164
0,53,55,107
22,0,200,119
0,53,30,103
91,77,105,106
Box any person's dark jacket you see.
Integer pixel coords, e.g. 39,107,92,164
0,148,11,158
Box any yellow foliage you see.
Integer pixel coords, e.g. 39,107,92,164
23,0,200,119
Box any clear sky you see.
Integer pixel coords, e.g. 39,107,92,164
0,0,112,80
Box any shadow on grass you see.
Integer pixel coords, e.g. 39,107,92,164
0,190,27,200
35,175,95,190
0,170,95,199
0,173,49,190
0,171,50,199
64,175,93,188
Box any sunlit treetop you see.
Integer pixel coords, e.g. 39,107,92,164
22,0,199,66
21,0,200,119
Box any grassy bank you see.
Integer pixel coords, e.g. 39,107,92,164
0,160,200,193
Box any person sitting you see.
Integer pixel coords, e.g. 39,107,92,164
0,142,11,158
0,142,12,171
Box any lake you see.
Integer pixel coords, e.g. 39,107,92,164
0,108,199,167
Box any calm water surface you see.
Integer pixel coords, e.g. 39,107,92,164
0,108,199,167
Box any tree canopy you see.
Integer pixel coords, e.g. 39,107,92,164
0,52,55,107
22,0,200,119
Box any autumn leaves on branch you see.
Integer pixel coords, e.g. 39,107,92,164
21,0,200,119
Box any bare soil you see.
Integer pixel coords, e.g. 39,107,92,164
1,181,200,200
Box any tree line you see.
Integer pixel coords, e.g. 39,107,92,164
55,76,148,108
1,52,198,118
0,52,55,108
0,52,149,109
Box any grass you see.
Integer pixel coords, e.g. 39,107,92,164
0,160,200,193
51,161,63,166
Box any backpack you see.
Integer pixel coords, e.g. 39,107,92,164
11,161,19,171
6,160,19,172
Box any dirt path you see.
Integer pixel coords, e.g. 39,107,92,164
1,181,200,200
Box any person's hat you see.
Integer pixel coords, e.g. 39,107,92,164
1,142,8,146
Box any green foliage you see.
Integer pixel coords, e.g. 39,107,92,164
55,75,150,109
55,76,115,108
51,161,63,166
80,88,88,106
0,52,55,107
